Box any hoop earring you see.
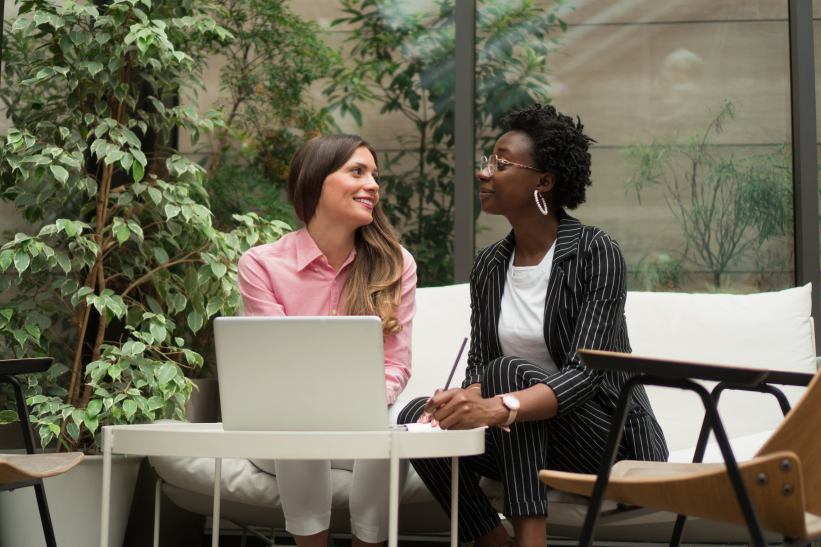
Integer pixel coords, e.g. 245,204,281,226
534,190,549,216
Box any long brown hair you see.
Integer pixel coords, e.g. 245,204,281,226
288,134,405,334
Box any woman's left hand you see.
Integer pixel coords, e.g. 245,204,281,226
423,387,507,430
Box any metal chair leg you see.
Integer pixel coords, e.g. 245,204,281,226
671,380,793,546
577,377,641,547
1,375,58,547
33,480,57,547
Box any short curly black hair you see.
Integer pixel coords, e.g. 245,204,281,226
501,103,594,210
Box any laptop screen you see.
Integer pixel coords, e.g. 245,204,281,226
214,316,389,431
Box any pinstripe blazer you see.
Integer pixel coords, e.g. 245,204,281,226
462,212,668,461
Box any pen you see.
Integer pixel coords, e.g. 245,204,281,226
418,337,469,426
443,336,468,390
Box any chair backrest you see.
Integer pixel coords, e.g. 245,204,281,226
755,368,821,515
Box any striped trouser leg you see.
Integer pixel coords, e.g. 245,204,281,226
398,398,503,542
398,356,560,542
482,357,551,518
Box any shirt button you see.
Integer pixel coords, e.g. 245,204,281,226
332,309,337,315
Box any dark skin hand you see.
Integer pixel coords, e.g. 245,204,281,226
421,383,559,429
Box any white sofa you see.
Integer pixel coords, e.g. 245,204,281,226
151,283,817,543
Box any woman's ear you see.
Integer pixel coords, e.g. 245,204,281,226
536,172,556,194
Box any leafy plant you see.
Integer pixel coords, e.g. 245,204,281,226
204,0,341,231
625,99,791,288
0,0,289,452
325,0,571,285
634,252,685,291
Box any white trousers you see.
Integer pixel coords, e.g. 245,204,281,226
274,402,407,542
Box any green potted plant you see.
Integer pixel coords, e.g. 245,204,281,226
0,1,287,544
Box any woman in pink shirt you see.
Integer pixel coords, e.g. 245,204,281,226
238,134,417,547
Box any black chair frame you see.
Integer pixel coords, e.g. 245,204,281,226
1,357,57,547
578,365,815,547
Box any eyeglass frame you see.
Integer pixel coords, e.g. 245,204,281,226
479,154,544,176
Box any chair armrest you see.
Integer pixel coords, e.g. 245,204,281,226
577,349,811,386
0,358,53,377
578,349,767,384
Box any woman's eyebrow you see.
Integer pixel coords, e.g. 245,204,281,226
349,161,376,171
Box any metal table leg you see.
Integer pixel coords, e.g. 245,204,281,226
451,456,459,547
100,428,112,547
212,457,222,547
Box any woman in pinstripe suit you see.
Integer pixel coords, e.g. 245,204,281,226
399,104,668,547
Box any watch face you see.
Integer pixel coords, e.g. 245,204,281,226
503,394,521,410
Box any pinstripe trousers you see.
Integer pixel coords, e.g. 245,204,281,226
398,356,629,543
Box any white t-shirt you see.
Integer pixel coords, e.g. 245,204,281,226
497,243,558,373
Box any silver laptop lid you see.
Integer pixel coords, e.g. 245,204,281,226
214,316,388,431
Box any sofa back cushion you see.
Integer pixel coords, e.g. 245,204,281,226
409,283,816,455
405,284,471,402
625,284,816,452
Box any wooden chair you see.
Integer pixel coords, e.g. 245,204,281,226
1,358,84,547
539,350,821,547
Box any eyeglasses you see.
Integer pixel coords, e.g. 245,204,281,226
479,154,542,176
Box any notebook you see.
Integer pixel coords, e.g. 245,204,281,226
214,316,389,431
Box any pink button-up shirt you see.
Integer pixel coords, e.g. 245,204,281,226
237,228,417,405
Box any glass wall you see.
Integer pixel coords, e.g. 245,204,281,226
5,1,800,291
476,1,795,293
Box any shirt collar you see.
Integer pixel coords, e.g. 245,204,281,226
294,227,357,272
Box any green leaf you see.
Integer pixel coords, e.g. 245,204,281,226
114,222,130,245
66,421,80,441
147,187,162,204
132,161,145,182
83,61,104,76
83,414,99,434
150,322,167,343
157,362,177,385
164,204,180,219
56,252,71,273
56,218,78,237
50,164,69,183
0,250,13,271
153,246,169,264
186,310,203,333
210,262,227,278
206,298,222,317
104,149,124,165
14,250,30,273
131,148,147,167
24,323,41,341
123,399,137,420
0,410,19,424
86,399,102,417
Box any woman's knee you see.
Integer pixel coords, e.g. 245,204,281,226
397,397,428,424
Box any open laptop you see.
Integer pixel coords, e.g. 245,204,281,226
214,316,388,431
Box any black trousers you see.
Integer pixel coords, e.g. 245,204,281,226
398,356,626,542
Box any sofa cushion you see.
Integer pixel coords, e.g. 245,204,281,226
625,284,815,452
405,284,471,400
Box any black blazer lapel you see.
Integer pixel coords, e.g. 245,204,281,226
543,212,582,366
485,233,514,359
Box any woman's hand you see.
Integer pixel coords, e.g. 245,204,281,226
419,387,508,430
